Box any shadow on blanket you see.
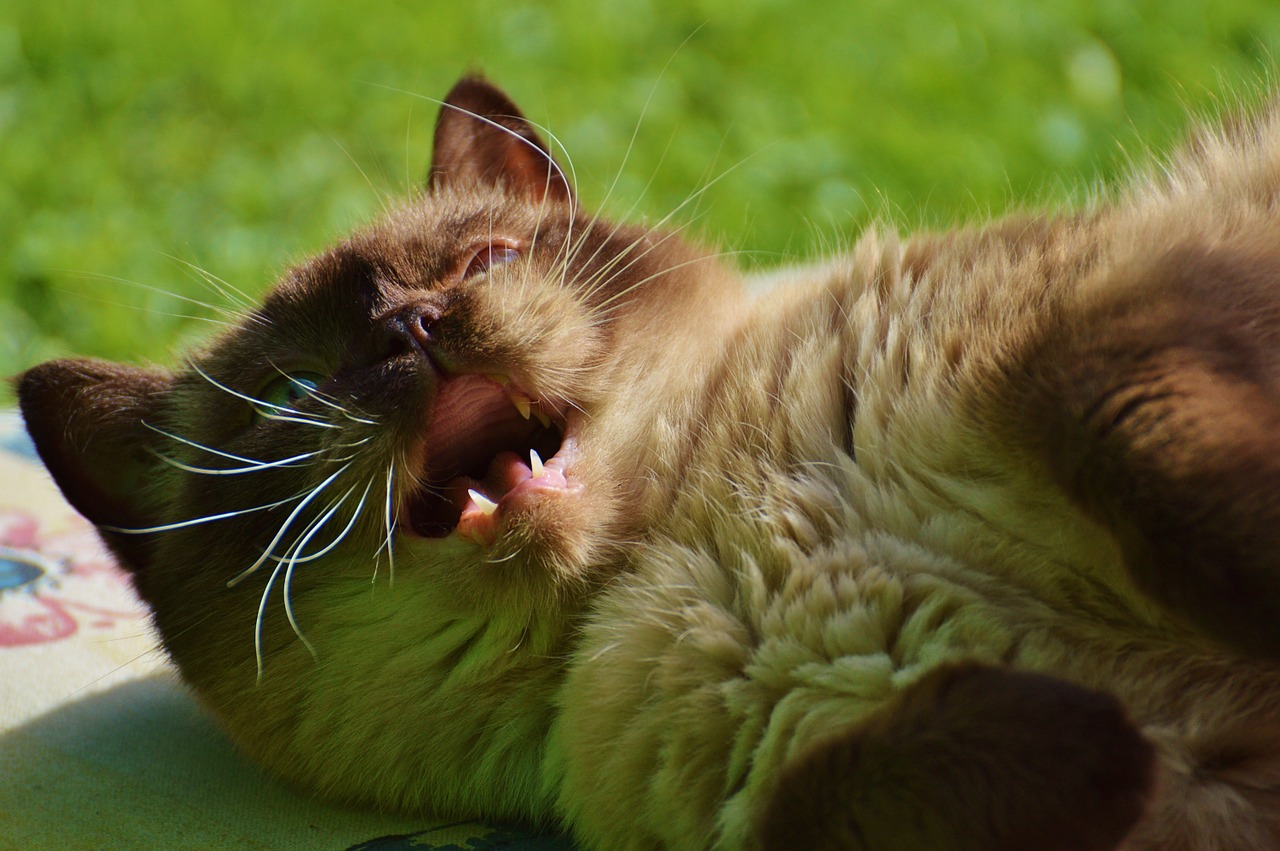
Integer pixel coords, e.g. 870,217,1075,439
1,673,573,850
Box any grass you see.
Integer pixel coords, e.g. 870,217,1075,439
5,0,1280,402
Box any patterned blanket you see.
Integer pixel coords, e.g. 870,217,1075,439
0,412,573,850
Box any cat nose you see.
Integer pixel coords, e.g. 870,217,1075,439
374,301,444,363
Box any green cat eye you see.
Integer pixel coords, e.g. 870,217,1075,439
254,371,327,419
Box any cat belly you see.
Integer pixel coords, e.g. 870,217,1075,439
548,524,1027,850
548,499,1280,851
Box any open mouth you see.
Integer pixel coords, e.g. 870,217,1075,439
400,373,575,545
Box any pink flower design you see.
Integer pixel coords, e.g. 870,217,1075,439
0,509,144,647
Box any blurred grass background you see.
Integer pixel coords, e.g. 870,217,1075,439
5,0,1280,404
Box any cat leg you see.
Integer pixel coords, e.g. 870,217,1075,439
757,662,1155,851
1005,235,1280,657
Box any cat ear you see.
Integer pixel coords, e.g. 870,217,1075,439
427,75,573,205
17,358,172,573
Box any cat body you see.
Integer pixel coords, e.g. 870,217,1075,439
19,78,1280,850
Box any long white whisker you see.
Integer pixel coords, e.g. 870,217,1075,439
189,362,339,429
328,133,397,217
581,26,705,249
272,478,373,565
144,422,285,465
152,447,327,476
64,271,246,322
591,250,749,316
574,149,758,308
48,286,236,328
373,85,577,199
267,365,379,425
226,464,350,587
574,226,684,303
279,486,358,660
568,129,685,294
374,463,397,587
102,493,304,534
254,559,286,683
162,254,258,310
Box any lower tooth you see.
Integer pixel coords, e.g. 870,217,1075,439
530,449,545,478
468,489,499,516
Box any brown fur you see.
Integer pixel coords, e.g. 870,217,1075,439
759,663,1155,851
18,77,1280,850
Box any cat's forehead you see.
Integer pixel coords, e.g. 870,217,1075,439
279,189,571,296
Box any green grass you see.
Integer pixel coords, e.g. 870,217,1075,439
5,0,1280,402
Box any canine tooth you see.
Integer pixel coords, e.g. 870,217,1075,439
530,449,545,479
512,394,532,420
534,410,552,428
468,489,499,516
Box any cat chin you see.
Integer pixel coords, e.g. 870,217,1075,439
393,448,607,595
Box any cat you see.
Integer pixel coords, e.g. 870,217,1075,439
17,74,1280,851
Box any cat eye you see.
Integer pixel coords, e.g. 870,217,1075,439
462,240,521,279
254,371,327,418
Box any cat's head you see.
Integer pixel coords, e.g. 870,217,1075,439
17,76,742,811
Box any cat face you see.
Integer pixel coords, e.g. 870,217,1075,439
17,76,742,811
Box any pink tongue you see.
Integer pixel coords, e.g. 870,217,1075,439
422,375,522,481
484,450,533,495
444,450,531,509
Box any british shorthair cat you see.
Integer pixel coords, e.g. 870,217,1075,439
19,76,1280,850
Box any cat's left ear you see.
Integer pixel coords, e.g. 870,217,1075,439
427,75,574,206
17,358,172,573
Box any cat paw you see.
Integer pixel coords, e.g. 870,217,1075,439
756,663,1154,851
1011,239,1280,657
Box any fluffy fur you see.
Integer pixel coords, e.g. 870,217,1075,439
19,76,1280,850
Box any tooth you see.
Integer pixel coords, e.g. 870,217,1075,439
488,373,510,386
468,489,498,516
534,410,552,428
512,394,532,420
530,449,544,479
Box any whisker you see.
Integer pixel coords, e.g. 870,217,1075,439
226,463,351,587
152,447,327,475
485,548,523,565
63,271,246,322
272,478,373,565
374,84,577,201
279,486,359,661
572,148,759,307
50,286,235,328
577,26,705,259
189,362,339,429
267,364,379,425
162,254,258,311
145,422,291,465
373,463,398,587
254,559,286,683
591,250,750,316
102,492,304,534
328,133,397,217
